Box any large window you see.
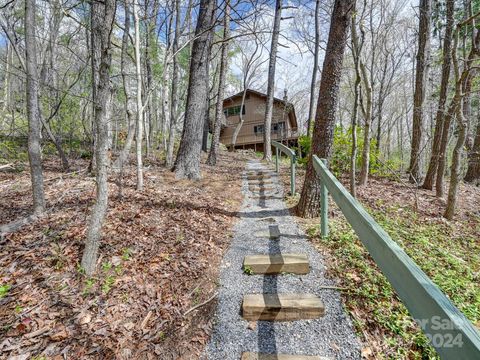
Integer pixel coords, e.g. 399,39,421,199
224,105,245,117
254,122,286,135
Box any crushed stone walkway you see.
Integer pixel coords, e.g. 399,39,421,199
204,159,361,359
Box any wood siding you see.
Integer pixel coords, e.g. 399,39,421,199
220,92,298,146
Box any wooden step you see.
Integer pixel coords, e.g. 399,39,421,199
247,174,272,180
250,195,282,200
243,254,309,274
246,170,275,175
249,185,275,191
249,179,274,185
242,293,324,321
241,353,328,360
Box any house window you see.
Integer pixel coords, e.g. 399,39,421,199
272,122,286,133
254,124,264,134
254,122,286,135
224,105,245,117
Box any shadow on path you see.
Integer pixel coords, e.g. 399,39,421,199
257,224,283,358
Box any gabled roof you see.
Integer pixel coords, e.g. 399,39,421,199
223,88,298,129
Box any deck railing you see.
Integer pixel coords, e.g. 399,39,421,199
222,129,299,147
272,142,480,358
272,141,296,195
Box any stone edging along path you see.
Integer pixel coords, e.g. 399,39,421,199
204,160,361,359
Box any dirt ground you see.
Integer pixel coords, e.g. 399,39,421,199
0,150,247,359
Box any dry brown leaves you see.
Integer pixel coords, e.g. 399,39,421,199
0,150,246,359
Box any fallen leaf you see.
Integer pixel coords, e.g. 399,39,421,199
79,311,92,325
123,322,135,330
361,347,373,358
50,326,68,341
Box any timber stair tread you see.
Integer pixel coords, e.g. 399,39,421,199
243,254,309,275
248,179,274,185
249,185,276,191
250,195,283,200
247,175,273,181
241,353,330,360
242,293,324,321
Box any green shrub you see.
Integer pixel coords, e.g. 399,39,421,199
0,138,28,162
330,125,379,178
296,135,311,166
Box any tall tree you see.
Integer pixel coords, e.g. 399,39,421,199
81,0,117,275
133,0,144,190
230,12,267,150
263,0,282,162
358,59,372,186
25,0,45,215
114,0,135,193
297,0,355,218
350,6,365,197
422,0,454,190
166,0,182,168
435,102,454,198
408,0,432,184
307,0,321,138
174,0,215,179
207,0,231,166
465,119,480,184
444,13,479,219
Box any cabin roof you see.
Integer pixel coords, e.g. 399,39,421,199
223,89,298,129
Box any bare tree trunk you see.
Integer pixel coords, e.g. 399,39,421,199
465,119,480,184
166,0,181,168
297,0,354,218
207,0,230,166
349,12,363,197
114,0,135,174
39,111,70,171
435,102,454,198
230,89,248,151
174,0,215,179
25,0,45,215
444,17,478,218
358,61,372,186
3,42,11,112
409,0,431,183
81,0,116,275
445,100,466,219
263,0,282,162
133,0,144,190
307,0,320,138
422,0,454,190
160,5,173,155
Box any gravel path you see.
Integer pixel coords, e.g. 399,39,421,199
204,160,361,359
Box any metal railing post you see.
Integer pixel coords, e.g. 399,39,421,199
275,147,279,173
290,155,296,195
320,158,328,237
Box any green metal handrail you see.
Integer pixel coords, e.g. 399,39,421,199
312,155,480,359
272,141,296,195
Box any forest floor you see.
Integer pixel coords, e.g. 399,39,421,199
275,159,480,359
0,149,247,360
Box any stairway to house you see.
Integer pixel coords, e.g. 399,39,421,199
204,160,360,359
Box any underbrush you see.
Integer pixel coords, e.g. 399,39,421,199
306,202,480,359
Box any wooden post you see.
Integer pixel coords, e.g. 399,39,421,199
275,147,279,173
290,155,296,195
320,158,328,237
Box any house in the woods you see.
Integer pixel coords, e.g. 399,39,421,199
219,89,299,151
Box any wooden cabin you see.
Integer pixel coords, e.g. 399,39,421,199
219,89,299,151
